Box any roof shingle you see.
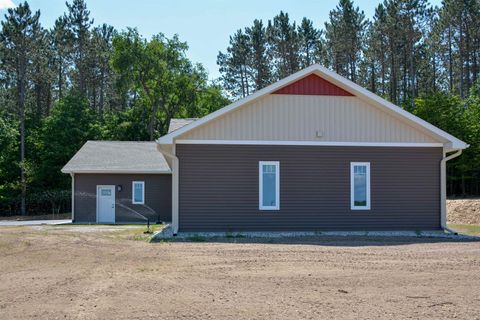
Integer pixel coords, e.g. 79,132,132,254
167,118,198,133
61,141,171,173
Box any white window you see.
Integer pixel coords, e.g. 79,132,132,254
350,162,370,210
259,161,280,210
132,181,145,204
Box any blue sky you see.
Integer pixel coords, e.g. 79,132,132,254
1,0,442,80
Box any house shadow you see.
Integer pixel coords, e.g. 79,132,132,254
155,234,480,247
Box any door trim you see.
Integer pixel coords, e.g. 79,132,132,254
96,185,116,223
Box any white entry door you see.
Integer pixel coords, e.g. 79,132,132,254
97,185,115,223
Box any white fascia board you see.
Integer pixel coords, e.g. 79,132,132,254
157,64,468,149
175,140,444,147
61,169,171,174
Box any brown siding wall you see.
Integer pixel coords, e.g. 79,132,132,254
74,174,171,223
177,144,442,231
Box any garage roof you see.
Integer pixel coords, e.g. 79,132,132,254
61,141,171,174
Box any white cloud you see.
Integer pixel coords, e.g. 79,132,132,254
0,0,15,10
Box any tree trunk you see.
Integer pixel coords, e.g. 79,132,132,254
459,22,465,98
448,25,453,92
18,62,27,216
58,59,63,100
149,103,158,141
99,67,105,119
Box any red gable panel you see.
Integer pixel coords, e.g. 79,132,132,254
272,74,354,96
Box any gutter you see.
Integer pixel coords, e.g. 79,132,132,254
440,149,462,232
156,144,179,236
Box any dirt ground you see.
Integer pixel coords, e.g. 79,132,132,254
447,198,480,225
0,226,479,320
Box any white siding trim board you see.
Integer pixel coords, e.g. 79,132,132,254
176,140,443,147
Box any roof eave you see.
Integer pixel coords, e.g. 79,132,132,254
61,169,172,174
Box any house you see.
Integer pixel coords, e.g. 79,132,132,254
61,141,172,223
63,64,468,233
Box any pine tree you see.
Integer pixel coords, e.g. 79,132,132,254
297,18,323,68
89,24,115,116
51,16,72,101
65,0,93,96
217,29,253,98
438,0,480,98
266,11,300,79
245,19,271,90
0,2,42,215
324,0,366,82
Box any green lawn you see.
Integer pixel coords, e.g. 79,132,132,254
448,224,480,236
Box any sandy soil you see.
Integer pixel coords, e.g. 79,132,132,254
0,226,479,320
447,198,480,224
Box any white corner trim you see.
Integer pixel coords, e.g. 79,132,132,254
70,173,75,221
132,181,145,205
176,140,443,147
156,64,468,149
259,161,280,211
350,162,371,211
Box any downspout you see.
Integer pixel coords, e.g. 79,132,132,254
70,173,75,222
156,144,179,235
440,148,462,233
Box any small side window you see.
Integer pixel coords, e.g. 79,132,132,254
132,181,145,204
350,162,370,210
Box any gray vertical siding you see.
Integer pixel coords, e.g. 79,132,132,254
74,173,171,223
177,144,442,231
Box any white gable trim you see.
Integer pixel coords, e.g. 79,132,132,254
157,65,468,149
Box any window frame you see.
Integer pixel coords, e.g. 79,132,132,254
259,161,280,211
350,162,371,210
132,181,145,205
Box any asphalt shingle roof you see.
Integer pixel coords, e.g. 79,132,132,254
61,141,171,173
168,118,198,133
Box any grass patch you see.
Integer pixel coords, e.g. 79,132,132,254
448,224,480,236
119,224,163,242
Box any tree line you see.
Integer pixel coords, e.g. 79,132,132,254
217,0,480,197
1,0,479,216
0,1,228,215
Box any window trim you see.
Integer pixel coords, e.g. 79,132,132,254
350,162,371,210
132,181,145,205
259,161,280,211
